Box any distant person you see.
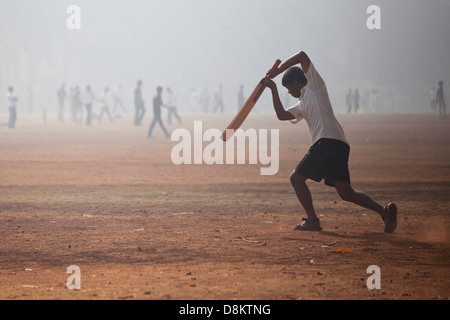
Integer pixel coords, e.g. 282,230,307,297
98,87,115,123
7,86,18,129
134,80,145,126
76,86,84,124
113,84,127,115
346,88,353,113
81,85,96,126
428,87,437,111
237,84,246,111
437,81,446,118
69,86,83,124
370,88,380,113
57,83,66,122
166,87,181,125
201,88,210,114
353,89,360,114
147,86,170,138
213,84,224,114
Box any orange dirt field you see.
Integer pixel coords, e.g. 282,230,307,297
0,112,449,301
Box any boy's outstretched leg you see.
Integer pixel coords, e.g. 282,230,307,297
290,171,322,231
334,180,397,233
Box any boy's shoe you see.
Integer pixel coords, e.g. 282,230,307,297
383,203,397,233
294,218,322,231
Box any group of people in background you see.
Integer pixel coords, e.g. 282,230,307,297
346,88,383,114
55,80,183,138
57,83,125,126
188,84,225,114
5,80,240,136
345,83,447,117
5,80,447,132
133,80,182,138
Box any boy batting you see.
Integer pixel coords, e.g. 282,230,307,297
261,51,397,232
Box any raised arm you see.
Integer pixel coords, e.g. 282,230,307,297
268,51,311,79
260,78,295,121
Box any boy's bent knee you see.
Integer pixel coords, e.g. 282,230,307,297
290,171,307,185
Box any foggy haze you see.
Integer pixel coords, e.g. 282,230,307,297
1,0,449,115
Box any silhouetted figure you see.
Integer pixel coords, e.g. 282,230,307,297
370,88,380,113
113,84,127,115
353,89,360,114
82,85,96,126
7,86,18,129
437,81,447,118
98,87,115,123
134,80,145,126
166,87,181,125
57,83,66,122
346,88,353,113
76,86,84,124
147,86,170,138
429,87,437,111
70,86,83,124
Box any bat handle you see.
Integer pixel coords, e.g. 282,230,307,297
253,59,282,102
266,59,282,77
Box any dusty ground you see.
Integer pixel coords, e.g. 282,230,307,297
0,111,449,301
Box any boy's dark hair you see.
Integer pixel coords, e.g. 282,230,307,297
282,67,307,87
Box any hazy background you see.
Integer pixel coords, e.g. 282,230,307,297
1,0,449,116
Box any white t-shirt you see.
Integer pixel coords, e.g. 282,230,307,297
287,62,349,146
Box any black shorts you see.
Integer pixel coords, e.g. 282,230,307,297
295,138,350,187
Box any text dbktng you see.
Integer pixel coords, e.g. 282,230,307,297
171,121,279,175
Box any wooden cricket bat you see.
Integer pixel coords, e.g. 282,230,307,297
221,59,281,141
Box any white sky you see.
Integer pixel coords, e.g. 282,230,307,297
1,0,449,113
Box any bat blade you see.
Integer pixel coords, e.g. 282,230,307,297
221,83,264,141
221,59,281,141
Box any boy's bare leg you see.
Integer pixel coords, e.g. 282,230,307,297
334,180,397,232
333,180,385,219
290,171,320,226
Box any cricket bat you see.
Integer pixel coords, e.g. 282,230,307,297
221,59,281,141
